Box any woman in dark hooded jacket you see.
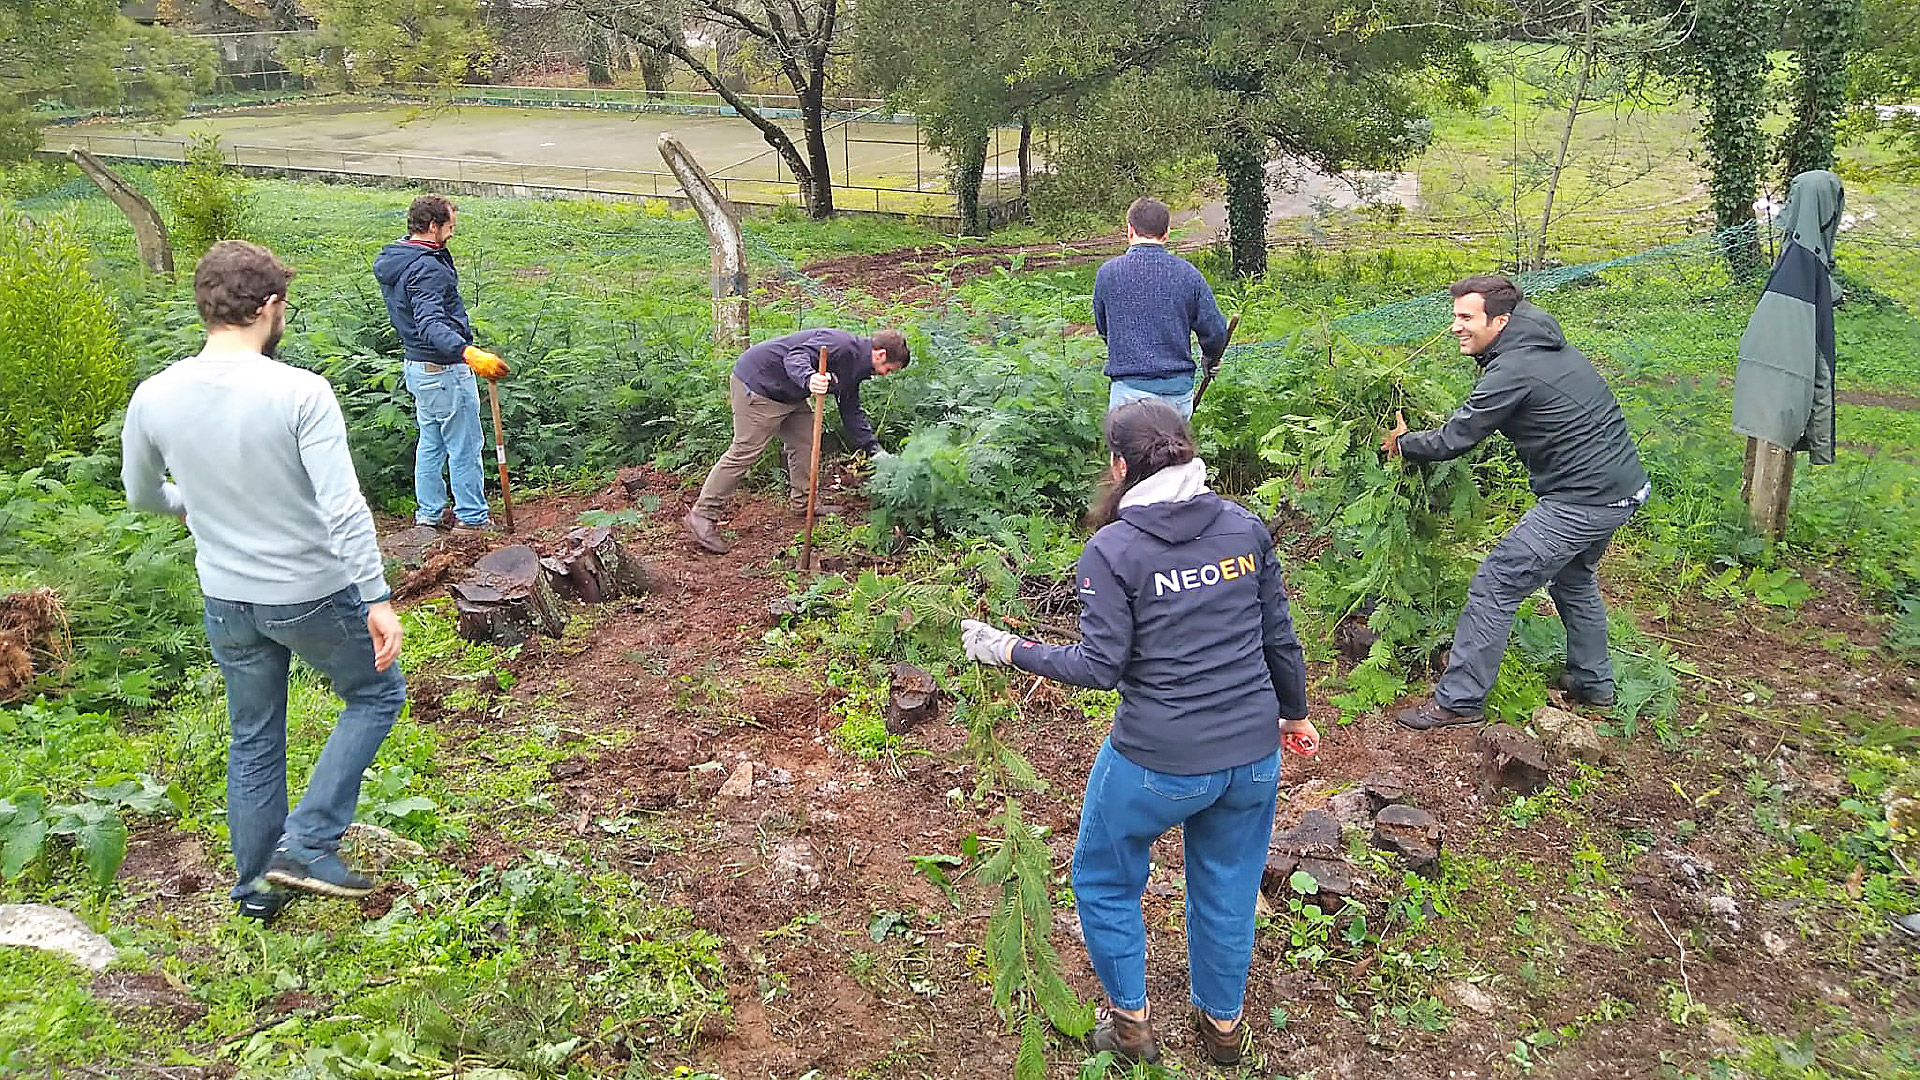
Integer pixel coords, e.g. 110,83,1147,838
962,399,1316,1066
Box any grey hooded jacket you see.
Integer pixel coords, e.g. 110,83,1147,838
1732,170,1843,465
1399,301,1648,505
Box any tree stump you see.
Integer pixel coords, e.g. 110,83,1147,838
540,526,647,604
884,662,940,734
1474,723,1552,796
452,545,567,646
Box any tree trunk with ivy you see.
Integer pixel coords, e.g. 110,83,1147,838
1683,0,1770,277
955,126,990,235
1779,0,1861,184
584,27,614,86
1217,122,1269,278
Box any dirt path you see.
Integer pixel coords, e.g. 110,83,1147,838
371,468,1918,1079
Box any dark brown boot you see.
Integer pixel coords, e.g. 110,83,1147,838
1086,1009,1160,1066
1191,1010,1242,1066
683,511,730,554
1393,698,1482,731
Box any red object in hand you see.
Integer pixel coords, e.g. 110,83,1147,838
1283,729,1319,756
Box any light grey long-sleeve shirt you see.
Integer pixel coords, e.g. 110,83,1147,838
121,350,390,605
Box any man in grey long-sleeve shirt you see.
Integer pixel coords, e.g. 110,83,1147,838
122,241,407,921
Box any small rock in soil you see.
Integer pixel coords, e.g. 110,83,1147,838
1261,852,1299,900
342,822,428,868
718,762,755,798
1271,809,1342,856
379,525,444,569
1441,979,1502,1017
0,903,117,971
769,838,823,893
1363,772,1411,805
1532,705,1611,765
1761,929,1792,956
1474,723,1551,795
1708,894,1742,931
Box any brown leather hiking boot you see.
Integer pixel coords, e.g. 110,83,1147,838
1086,1009,1160,1066
1393,698,1482,731
1191,1010,1242,1066
683,511,730,554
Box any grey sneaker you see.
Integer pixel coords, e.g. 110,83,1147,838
264,849,376,899
451,521,502,535
683,511,731,554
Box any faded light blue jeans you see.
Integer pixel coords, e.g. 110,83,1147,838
1108,376,1196,419
404,360,488,526
203,587,407,900
1072,738,1280,1021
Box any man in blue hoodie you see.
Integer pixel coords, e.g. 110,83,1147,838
373,194,511,533
1091,198,1231,417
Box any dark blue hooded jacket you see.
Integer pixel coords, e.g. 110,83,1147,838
1011,470,1308,775
373,239,473,365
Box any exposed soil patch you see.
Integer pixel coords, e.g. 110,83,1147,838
798,238,1118,304
1837,389,1920,411
342,477,1920,1077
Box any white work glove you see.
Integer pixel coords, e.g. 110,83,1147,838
807,371,833,396
961,619,1019,666
870,448,893,462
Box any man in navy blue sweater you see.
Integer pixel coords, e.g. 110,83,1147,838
1092,198,1231,418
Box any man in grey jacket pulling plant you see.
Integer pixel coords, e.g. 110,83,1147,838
1384,274,1649,730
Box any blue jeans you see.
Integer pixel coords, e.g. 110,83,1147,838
1073,738,1280,1020
1109,377,1195,418
1435,497,1640,713
203,587,407,899
404,361,487,526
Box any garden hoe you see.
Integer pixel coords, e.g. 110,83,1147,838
799,345,830,572
1190,314,1240,414
486,376,516,533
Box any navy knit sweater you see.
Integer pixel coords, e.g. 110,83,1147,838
1091,243,1230,382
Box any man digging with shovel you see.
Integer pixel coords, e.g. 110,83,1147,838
684,327,910,555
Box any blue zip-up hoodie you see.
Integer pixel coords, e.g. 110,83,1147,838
1011,459,1308,775
373,239,473,365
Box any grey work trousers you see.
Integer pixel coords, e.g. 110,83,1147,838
1434,497,1639,714
692,375,816,519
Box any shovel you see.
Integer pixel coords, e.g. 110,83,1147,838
485,378,516,533
1190,314,1240,414
799,345,829,572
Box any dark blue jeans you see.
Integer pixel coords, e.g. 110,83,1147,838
203,587,406,899
1072,738,1281,1020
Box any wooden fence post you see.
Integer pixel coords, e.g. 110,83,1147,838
1743,436,1795,538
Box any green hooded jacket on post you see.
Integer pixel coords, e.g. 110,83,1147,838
1732,170,1843,465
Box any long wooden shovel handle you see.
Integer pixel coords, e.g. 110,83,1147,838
1192,314,1240,415
799,345,829,572
487,378,515,533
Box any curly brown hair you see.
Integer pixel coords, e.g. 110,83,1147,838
193,241,294,328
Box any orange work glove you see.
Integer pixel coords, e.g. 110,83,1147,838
463,345,510,380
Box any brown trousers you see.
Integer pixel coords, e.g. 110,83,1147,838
692,375,816,519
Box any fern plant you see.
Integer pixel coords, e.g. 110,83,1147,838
979,800,1095,1079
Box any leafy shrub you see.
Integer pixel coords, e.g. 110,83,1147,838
155,133,250,259
868,346,1106,536
0,209,134,470
1250,331,1503,717
0,159,79,202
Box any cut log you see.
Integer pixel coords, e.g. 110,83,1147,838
885,661,940,734
543,526,648,604
1474,723,1552,796
452,544,567,646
